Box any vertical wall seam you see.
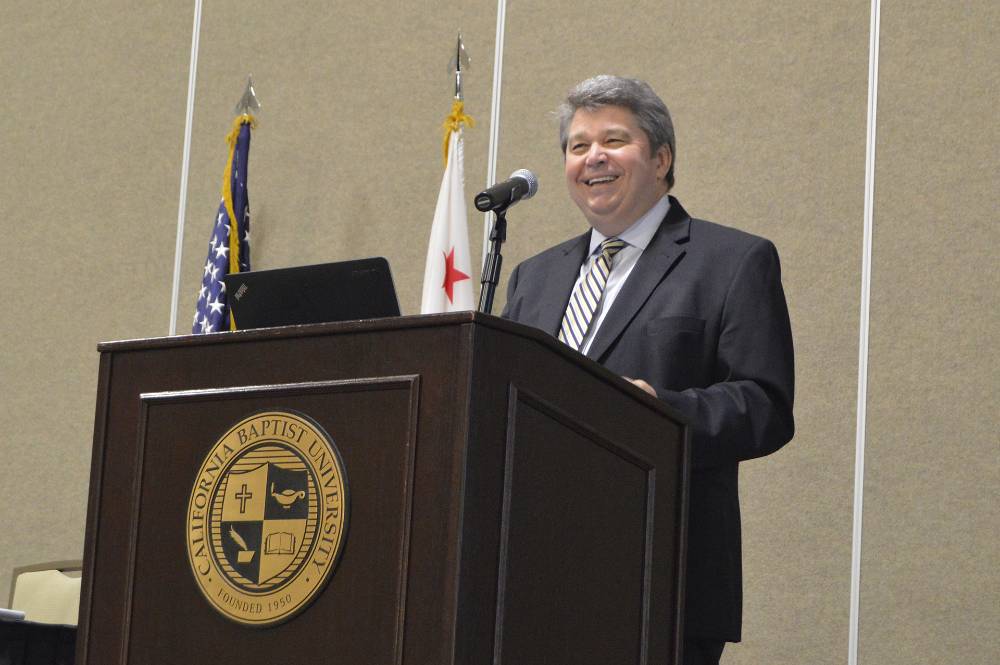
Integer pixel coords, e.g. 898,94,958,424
849,0,881,662
481,0,508,269
169,0,204,335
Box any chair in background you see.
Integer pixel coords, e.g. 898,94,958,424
8,560,83,626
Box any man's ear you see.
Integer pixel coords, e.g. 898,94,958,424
656,146,672,181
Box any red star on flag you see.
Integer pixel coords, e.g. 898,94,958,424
441,247,470,303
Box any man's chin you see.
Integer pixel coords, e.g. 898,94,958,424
581,211,629,237
576,199,618,223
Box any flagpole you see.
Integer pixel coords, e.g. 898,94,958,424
169,0,204,336
483,0,508,270
420,37,475,314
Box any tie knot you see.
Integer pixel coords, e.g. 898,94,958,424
599,238,627,260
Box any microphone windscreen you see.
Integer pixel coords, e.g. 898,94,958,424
510,169,539,199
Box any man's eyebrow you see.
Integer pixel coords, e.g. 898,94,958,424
568,126,631,142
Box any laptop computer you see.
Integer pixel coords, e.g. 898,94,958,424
223,257,401,331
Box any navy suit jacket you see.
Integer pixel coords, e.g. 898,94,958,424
501,197,794,641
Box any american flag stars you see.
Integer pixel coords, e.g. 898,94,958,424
192,202,250,334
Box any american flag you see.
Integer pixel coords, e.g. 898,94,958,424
192,117,253,334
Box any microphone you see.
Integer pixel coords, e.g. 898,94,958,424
474,169,539,212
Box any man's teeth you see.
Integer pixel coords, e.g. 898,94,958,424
587,176,617,185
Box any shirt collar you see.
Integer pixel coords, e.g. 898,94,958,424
588,195,671,255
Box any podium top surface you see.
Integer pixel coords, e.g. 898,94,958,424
99,311,482,351
97,311,686,424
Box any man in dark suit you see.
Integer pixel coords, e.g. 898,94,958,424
502,75,795,665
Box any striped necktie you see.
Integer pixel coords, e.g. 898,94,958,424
558,237,627,351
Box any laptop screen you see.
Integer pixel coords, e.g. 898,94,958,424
223,257,400,331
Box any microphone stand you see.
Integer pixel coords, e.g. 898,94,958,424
477,208,507,314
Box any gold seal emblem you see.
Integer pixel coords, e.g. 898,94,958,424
186,411,348,626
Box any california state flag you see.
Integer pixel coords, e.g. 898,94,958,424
421,113,475,312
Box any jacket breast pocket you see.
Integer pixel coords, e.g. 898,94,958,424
644,315,706,336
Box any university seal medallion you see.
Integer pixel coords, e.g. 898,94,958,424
185,411,348,626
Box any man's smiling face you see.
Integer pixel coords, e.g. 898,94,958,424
564,105,671,237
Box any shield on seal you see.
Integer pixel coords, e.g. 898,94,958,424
219,463,309,585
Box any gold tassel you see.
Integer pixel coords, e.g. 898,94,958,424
441,100,474,166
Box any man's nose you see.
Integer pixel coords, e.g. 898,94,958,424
585,145,607,167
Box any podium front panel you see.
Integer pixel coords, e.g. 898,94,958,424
122,377,419,663
496,386,653,664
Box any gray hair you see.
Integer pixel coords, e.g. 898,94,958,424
558,75,676,190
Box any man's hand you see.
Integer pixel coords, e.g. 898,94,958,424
624,377,657,397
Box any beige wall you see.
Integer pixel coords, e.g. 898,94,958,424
861,1,999,662
1,0,191,603
1,1,996,662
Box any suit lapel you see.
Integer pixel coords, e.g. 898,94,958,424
586,198,692,362
532,231,591,336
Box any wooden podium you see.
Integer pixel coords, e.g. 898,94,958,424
77,313,689,664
